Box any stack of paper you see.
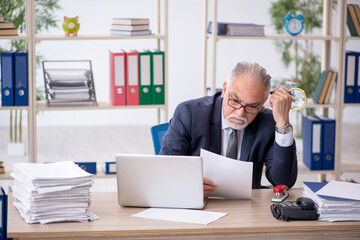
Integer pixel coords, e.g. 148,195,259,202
303,181,360,222
11,161,95,224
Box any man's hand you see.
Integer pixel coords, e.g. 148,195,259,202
269,87,292,128
203,177,217,196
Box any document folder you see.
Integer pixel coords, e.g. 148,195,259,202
75,162,97,174
139,51,152,105
302,116,322,170
344,51,357,103
1,51,15,106
110,51,126,105
126,51,139,105
356,52,360,103
151,50,165,105
14,51,29,106
0,187,8,240
103,162,116,174
317,115,335,170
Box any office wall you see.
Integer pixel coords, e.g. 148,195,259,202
0,0,359,126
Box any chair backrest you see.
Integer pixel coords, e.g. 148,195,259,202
150,122,169,155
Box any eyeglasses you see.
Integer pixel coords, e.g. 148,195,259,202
227,93,262,114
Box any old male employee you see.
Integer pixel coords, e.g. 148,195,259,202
160,62,297,196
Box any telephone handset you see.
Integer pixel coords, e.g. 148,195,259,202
270,197,318,221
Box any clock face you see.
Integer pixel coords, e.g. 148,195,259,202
287,18,303,34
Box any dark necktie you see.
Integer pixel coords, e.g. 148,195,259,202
226,129,238,159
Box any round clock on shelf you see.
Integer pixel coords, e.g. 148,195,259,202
284,14,304,36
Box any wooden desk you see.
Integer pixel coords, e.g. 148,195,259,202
8,189,360,240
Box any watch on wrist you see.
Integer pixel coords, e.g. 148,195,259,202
275,123,293,134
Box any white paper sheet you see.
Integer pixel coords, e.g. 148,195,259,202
316,180,360,201
201,149,253,199
132,208,228,225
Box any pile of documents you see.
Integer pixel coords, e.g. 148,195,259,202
11,161,95,224
303,181,360,222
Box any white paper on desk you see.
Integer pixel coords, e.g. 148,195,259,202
316,180,360,201
132,208,228,225
201,149,253,199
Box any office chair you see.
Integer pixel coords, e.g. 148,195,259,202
150,122,169,155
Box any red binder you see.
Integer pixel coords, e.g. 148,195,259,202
109,51,126,105
125,51,139,105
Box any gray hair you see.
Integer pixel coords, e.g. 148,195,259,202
226,62,271,100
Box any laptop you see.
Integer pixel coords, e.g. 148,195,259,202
116,154,206,209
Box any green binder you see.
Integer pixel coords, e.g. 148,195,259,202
139,51,152,105
151,50,165,105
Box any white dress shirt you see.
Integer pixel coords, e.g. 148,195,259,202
221,108,293,160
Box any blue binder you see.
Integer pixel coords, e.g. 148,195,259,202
344,51,358,103
14,52,29,106
1,52,15,106
302,116,322,170
75,162,97,174
0,187,8,240
103,162,116,174
356,52,360,103
317,115,336,170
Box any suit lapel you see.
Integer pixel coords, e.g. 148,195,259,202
210,93,222,154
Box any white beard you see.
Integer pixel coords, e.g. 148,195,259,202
225,114,248,130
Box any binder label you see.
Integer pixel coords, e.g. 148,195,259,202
153,55,164,85
140,55,151,85
114,56,125,87
312,124,321,154
128,55,138,86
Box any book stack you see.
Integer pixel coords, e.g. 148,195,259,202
313,70,338,104
302,181,360,222
0,14,18,36
109,50,165,106
207,22,264,36
10,161,97,224
0,161,4,174
347,4,360,37
110,18,151,36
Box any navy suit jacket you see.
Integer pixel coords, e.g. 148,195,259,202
160,92,298,189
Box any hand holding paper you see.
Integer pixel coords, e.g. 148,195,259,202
201,149,253,199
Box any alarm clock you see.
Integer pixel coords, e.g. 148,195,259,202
284,14,304,36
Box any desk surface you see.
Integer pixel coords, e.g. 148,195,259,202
8,189,360,240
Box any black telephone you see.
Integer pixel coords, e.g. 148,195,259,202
270,197,318,221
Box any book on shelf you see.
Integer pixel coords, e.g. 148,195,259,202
110,30,152,36
207,21,264,36
0,21,15,29
111,24,149,31
112,18,149,25
0,28,18,36
323,71,337,104
313,70,332,104
347,4,360,36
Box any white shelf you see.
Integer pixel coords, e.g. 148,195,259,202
36,33,166,41
0,105,30,111
36,100,166,112
263,98,337,109
0,33,28,40
207,34,341,41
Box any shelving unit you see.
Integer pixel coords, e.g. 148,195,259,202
0,0,168,173
202,0,360,180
